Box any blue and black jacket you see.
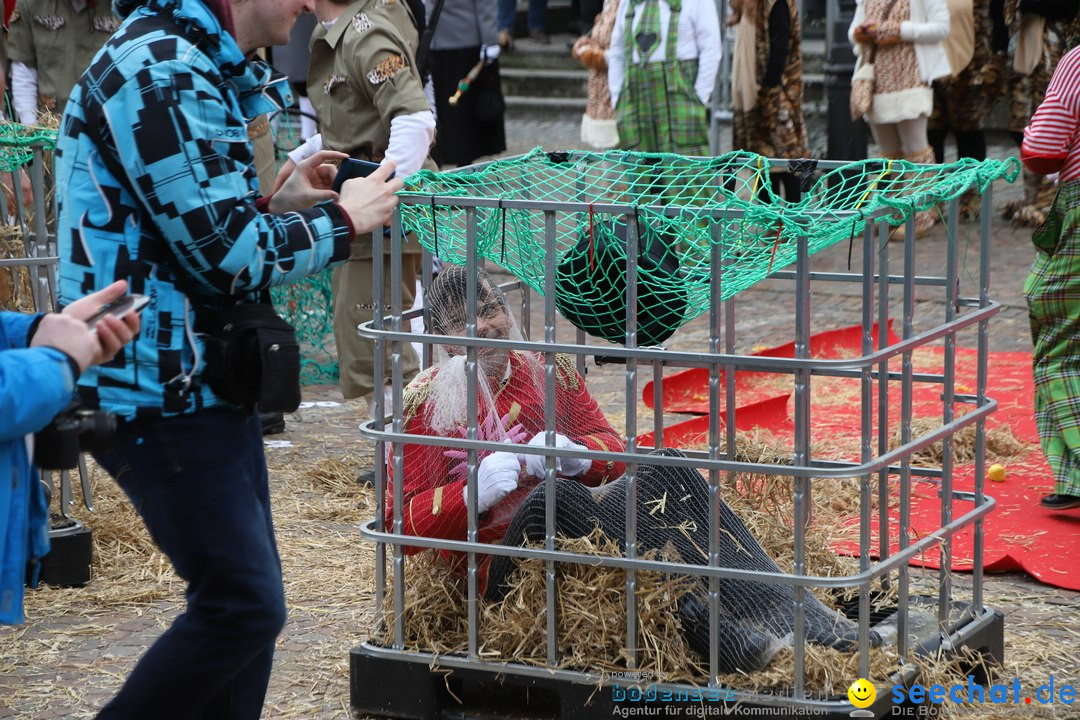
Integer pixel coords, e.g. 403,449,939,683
57,0,355,419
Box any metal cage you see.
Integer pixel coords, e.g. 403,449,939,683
356,155,1004,720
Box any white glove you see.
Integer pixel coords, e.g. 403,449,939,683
520,433,591,479
480,44,501,64
465,451,520,512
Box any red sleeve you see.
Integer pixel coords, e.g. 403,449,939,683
1022,47,1080,175
385,403,469,552
555,362,626,486
1021,143,1067,176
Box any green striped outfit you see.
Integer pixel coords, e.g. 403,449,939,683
1024,179,1080,497
616,0,709,156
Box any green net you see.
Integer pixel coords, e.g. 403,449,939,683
0,121,58,172
398,148,1021,346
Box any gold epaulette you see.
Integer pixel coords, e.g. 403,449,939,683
554,353,581,391
401,367,437,426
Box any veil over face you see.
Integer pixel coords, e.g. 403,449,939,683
424,265,543,437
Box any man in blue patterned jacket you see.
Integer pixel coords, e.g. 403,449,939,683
55,0,401,714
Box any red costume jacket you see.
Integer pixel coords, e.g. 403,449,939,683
385,352,625,591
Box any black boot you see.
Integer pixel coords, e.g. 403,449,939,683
1039,494,1080,510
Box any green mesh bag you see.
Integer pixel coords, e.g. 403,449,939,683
555,215,687,346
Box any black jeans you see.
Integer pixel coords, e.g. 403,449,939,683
93,409,285,720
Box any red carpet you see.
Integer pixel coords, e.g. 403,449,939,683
646,326,1080,590
642,322,900,414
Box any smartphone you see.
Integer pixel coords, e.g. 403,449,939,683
332,158,388,193
85,293,150,328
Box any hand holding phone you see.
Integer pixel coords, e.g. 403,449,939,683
52,281,145,369
335,160,404,235
332,158,391,194
85,293,150,328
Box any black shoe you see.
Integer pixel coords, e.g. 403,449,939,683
259,411,286,436
1040,494,1080,510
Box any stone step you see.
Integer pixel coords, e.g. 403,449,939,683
498,33,582,71
504,95,587,117
501,67,589,99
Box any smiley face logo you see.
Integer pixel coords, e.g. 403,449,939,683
848,678,876,709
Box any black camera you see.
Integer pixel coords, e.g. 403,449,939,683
34,401,116,470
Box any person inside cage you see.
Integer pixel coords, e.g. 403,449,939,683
386,264,877,674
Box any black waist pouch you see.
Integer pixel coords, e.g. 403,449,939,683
201,302,302,413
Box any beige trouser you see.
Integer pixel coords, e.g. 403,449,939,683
332,254,421,400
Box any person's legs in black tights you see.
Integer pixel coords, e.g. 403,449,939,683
485,450,877,673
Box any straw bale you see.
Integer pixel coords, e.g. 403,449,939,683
381,529,707,681
888,414,1029,467
0,230,38,313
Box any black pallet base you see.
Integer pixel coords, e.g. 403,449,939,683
352,604,1004,720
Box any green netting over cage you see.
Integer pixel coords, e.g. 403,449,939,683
399,148,1020,346
0,122,58,172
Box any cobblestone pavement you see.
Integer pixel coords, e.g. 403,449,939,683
2,117,1077,720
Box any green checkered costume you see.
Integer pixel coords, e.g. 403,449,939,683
616,0,709,156
1024,180,1080,497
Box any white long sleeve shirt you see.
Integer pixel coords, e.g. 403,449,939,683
11,62,40,126
606,0,722,108
286,108,435,180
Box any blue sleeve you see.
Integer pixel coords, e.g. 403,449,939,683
0,310,38,348
0,313,77,440
101,60,353,296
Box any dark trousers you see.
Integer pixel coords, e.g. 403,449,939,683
498,0,547,32
93,409,286,720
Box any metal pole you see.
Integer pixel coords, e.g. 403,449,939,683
899,206,916,660
973,184,993,615
792,234,811,698
624,211,640,668
709,0,733,155
465,207,480,660
858,219,875,679
390,210,406,644
544,210,560,666
708,225,723,683
939,198,959,630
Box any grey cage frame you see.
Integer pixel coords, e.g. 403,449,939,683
1,145,96,520
355,154,1003,719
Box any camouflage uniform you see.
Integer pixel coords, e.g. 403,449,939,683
7,0,121,119
308,0,433,400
